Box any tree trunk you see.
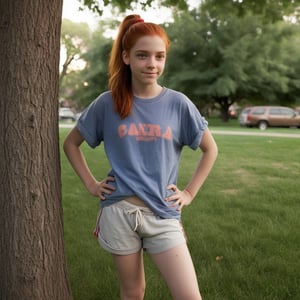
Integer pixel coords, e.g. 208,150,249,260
0,0,72,299
215,96,232,122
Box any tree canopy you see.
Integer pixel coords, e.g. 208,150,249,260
78,0,188,14
63,27,112,108
60,19,91,88
201,0,300,23
60,0,300,120
163,8,300,119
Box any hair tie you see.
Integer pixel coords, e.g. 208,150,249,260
135,18,144,23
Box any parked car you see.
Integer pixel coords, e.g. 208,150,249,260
59,107,76,122
239,106,300,130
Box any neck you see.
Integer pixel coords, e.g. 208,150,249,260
132,84,163,99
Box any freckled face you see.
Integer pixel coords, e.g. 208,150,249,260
122,35,167,87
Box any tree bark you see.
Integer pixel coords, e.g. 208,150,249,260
0,0,72,299
215,96,233,122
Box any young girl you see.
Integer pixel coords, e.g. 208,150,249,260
64,14,218,300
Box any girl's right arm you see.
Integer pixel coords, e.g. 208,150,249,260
63,127,115,200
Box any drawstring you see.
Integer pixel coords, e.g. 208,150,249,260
93,208,102,239
127,208,143,231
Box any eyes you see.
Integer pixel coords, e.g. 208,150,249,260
136,52,165,61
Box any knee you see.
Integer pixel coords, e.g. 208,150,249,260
171,287,202,300
120,283,146,300
177,291,202,300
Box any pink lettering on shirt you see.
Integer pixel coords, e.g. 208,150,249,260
118,123,172,141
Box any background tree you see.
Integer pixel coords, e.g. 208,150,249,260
60,19,91,88
163,2,300,121
201,0,300,23
60,25,113,110
66,0,300,120
79,0,188,14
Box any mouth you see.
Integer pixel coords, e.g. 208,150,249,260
143,71,158,76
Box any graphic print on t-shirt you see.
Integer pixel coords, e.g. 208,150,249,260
118,123,172,142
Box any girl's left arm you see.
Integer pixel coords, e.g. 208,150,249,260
166,128,218,209
184,128,218,200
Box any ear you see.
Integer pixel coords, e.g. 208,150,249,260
122,50,130,65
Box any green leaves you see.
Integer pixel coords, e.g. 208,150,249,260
78,0,188,14
163,5,300,119
62,0,300,118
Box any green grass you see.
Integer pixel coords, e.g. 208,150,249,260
60,128,300,300
206,116,240,127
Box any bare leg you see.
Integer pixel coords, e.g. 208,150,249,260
112,249,145,300
150,244,202,300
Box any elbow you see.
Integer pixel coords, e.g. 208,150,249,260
63,139,70,157
211,142,218,162
63,134,75,156
63,127,83,155
200,128,218,160
214,141,218,158
63,139,68,154
206,139,218,162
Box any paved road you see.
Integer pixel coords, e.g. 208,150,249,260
59,123,74,128
211,130,300,138
59,124,300,138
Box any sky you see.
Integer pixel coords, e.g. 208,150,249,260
62,0,99,29
62,0,176,32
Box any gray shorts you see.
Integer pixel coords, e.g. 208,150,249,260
96,200,186,255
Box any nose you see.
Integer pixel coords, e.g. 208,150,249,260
146,56,156,68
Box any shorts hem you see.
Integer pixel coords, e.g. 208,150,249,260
147,240,187,255
98,237,141,255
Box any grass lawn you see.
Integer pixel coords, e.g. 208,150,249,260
60,127,300,300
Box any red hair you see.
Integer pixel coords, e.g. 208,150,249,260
108,15,170,119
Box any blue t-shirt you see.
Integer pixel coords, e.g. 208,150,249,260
77,87,208,219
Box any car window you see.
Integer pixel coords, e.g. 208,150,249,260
282,108,295,117
242,108,251,114
252,108,265,115
269,108,281,115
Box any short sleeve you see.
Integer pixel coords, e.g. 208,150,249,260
180,98,208,150
76,95,105,148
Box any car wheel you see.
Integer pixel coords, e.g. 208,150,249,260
258,121,268,130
